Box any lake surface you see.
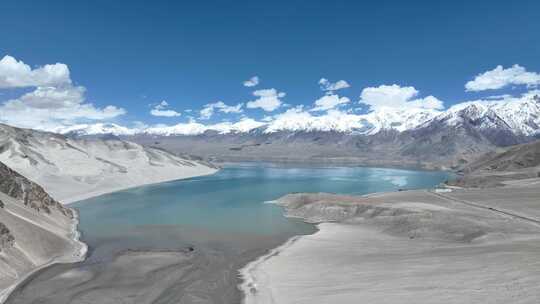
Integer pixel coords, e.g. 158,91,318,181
73,163,449,258
8,164,450,304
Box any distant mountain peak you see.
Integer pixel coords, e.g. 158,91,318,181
47,95,540,138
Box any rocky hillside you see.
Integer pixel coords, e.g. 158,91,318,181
449,140,540,187
461,140,540,173
0,161,84,301
126,124,520,170
0,162,72,217
0,123,218,203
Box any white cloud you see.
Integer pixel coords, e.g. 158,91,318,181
199,101,243,120
199,106,214,120
246,88,285,111
243,76,260,87
261,115,274,122
150,100,181,117
0,86,125,130
151,108,181,117
484,94,513,100
319,78,350,91
0,55,126,130
465,65,540,92
359,84,444,110
311,94,350,112
0,55,71,88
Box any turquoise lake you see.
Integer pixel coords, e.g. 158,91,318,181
73,164,450,258
5,164,452,304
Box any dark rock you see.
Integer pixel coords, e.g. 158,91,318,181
0,161,73,218
0,222,15,251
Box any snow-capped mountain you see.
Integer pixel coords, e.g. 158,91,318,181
57,94,540,138
53,123,141,136
432,93,540,136
58,108,442,137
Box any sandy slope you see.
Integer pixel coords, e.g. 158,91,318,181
0,124,218,204
241,183,540,304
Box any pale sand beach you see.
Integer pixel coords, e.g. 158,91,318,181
241,181,540,304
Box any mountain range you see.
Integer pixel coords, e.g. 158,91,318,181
97,94,539,169
59,94,540,138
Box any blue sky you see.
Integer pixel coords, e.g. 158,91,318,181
0,0,539,130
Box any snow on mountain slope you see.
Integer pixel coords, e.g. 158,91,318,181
58,119,267,137
262,107,440,134
52,123,140,136
360,107,441,134
55,108,442,136
431,93,540,136
144,118,266,136
0,124,218,203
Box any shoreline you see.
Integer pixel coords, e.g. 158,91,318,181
216,159,453,172
0,209,87,304
61,168,219,205
239,234,307,302
1,168,219,304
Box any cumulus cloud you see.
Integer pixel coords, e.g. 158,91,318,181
0,55,125,130
243,76,260,87
150,100,181,117
199,101,243,120
359,84,444,110
311,94,350,112
0,86,125,130
465,65,540,92
319,78,350,91
0,55,71,88
246,88,285,111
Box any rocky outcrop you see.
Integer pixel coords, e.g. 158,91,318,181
0,162,72,218
0,223,14,251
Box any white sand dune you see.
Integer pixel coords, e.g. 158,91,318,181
0,124,218,204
